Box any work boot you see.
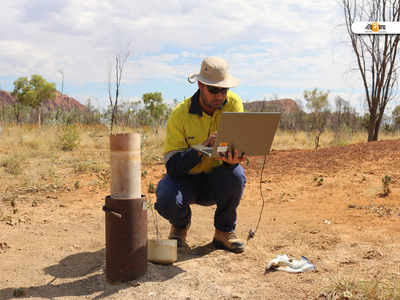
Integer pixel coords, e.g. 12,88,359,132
168,223,190,247
213,229,245,253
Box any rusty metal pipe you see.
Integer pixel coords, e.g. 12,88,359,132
105,133,147,284
104,195,147,283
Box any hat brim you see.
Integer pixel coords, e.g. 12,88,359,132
188,73,240,88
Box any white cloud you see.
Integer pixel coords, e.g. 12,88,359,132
0,0,367,109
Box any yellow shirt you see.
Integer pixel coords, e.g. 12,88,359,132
164,90,244,174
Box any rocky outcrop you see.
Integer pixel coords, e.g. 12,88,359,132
244,98,300,114
0,90,87,112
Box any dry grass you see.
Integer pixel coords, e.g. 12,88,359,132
0,124,111,195
319,273,400,300
0,124,166,197
1,124,399,298
0,124,398,214
1,124,397,210
1,125,399,185
272,129,400,150
136,126,400,153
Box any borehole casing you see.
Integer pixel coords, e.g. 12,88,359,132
110,133,141,199
105,133,147,283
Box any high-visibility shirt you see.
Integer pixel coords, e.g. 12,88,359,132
164,89,244,175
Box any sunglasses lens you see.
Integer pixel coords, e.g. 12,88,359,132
207,86,228,94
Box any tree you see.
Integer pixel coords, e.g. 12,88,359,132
81,97,101,125
11,75,57,127
12,101,25,124
142,92,168,128
335,96,347,130
304,89,330,150
393,104,400,129
361,112,371,130
342,0,400,141
334,96,358,131
108,50,130,133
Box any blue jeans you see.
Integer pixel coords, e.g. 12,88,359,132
155,164,246,232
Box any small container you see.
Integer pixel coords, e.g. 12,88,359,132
148,239,177,264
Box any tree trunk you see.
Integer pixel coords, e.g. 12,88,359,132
367,120,374,142
367,109,378,142
373,124,380,141
373,112,384,141
37,107,41,128
13,104,21,124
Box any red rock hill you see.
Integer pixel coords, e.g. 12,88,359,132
0,90,87,112
244,98,300,114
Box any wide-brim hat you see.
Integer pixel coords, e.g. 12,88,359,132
188,56,240,88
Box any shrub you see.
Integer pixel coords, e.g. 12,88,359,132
73,160,92,173
382,175,392,196
1,155,24,175
57,125,80,151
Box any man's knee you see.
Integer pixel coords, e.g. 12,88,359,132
217,164,246,189
155,175,177,217
232,164,246,187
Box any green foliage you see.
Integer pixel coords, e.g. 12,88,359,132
383,122,393,132
142,92,169,126
148,182,156,193
357,113,369,130
82,98,102,125
12,75,57,110
305,89,329,112
304,89,330,150
136,109,152,126
334,96,358,131
314,175,324,186
0,103,36,124
74,181,80,190
57,125,80,151
304,88,330,130
13,288,25,298
393,105,400,129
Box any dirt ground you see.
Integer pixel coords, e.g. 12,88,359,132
1,139,399,299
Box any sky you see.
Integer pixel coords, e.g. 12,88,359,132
1,0,399,114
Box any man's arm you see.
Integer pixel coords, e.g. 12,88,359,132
165,149,202,177
163,110,203,177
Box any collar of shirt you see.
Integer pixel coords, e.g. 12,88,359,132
189,89,227,116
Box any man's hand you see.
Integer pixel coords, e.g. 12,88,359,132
217,149,247,165
202,132,217,147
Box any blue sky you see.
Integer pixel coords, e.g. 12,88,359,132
1,0,398,114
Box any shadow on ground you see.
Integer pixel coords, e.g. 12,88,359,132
175,241,217,263
0,248,185,299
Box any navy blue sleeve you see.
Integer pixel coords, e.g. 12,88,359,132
165,148,202,177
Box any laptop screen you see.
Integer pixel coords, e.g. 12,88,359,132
213,112,281,157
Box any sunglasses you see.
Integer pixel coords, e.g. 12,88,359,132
206,85,229,94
